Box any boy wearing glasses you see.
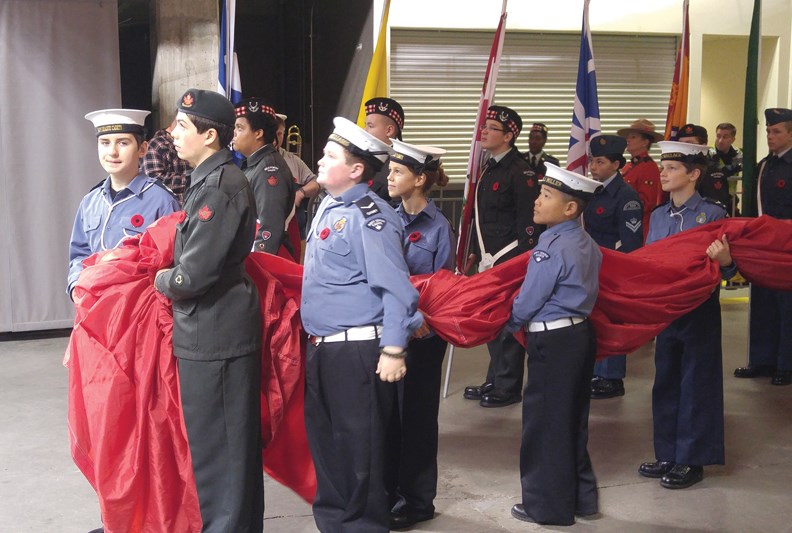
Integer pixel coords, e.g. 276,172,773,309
464,105,545,408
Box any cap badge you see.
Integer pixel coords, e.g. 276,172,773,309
175,274,184,285
599,137,607,145
182,92,195,108
499,111,509,122
378,103,389,112
248,101,260,113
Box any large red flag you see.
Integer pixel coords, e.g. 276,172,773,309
664,0,690,140
454,0,508,273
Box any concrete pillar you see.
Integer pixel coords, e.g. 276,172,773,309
150,0,219,128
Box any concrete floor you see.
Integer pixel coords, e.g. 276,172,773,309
1,290,791,532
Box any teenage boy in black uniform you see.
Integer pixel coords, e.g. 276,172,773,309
364,97,405,203
154,89,263,533
233,97,296,255
464,105,544,408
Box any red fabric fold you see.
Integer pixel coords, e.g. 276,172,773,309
68,214,792,531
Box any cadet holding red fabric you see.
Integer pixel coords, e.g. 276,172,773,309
504,163,603,526
154,89,264,533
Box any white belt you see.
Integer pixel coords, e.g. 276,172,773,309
527,317,586,333
310,325,382,344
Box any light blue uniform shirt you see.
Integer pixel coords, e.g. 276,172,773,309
301,183,423,347
68,172,179,294
646,191,727,245
506,219,602,332
396,199,454,276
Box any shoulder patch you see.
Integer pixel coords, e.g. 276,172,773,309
366,218,387,232
532,250,550,263
623,200,642,212
626,218,642,233
264,165,279,172
267,176,278,186
355,197,381,218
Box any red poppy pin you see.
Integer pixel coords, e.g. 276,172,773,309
367,180,374,187
267,176,278,186
526,226,534,236
319,228,330,240
176,211,187,224
714,181,723,190
261,230,271,241
596,206,605,215
198,205,214,221
492,182,500,192
130,214,144,227
527,178,535,187
409,231,421,242
777,179,785,189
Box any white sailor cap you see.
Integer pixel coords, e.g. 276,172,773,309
541,163,602,199
657,141,709,163
389,139,446,172
84,108,150,137
328,116,392,169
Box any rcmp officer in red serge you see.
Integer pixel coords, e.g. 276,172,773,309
505,163,603,526
364,97,405,203
155,89,263,532
584,134,644,399
301,117,425,532
233,97,297,256
464,105,545,407
736,107,792,385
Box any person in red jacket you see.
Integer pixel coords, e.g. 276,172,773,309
617,119,664,240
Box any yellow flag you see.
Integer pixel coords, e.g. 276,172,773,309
357,0,392,127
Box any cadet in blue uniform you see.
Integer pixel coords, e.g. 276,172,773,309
735,107,792,386
364,97,404,203
154,89,263,532
464,105,545,408
639,141,732,490
383,140,454,530
233,97,297,255
302,117,425,533
583,135,644,399
69,108,179,298
505,163,602,526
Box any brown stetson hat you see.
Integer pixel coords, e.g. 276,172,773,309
617,118,664,142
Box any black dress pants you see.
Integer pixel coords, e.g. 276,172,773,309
178,353,264,533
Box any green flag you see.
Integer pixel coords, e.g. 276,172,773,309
741,0,761,217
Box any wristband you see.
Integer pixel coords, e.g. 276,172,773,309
380,348,407,359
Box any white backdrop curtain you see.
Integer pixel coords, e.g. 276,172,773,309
0,0,121,332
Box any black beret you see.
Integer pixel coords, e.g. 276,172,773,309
590,134,627,157
679,123,709,143
486,105,522,138
365,97,405,130
235,97,277,120
765,108,792,126
177,89,235,128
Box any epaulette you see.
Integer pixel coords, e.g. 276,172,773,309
355,196,381,218
651,201,670,213
702,196,729,215
205,167,223,188
148,178,177,198
89,178,105,192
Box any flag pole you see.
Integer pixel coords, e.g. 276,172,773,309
741,0,761,218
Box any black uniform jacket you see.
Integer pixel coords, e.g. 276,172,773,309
473,148,544,264
156,148,262,360
242,144,296,254
758,149,792,219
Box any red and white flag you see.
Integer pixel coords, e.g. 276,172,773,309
454,0,508,273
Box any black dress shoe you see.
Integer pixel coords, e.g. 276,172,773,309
638,460,675,478
463,381,494,400
660,464,703,489
771,370,792,386
510,504,536,524
734,364,776,378
590,378,625,399
389,509,434,530
480,392,521,407
87,528,104,533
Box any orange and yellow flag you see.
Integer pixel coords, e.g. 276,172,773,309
664,0,690,140
356,0,391,127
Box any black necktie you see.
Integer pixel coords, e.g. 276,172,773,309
486,157,496,170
